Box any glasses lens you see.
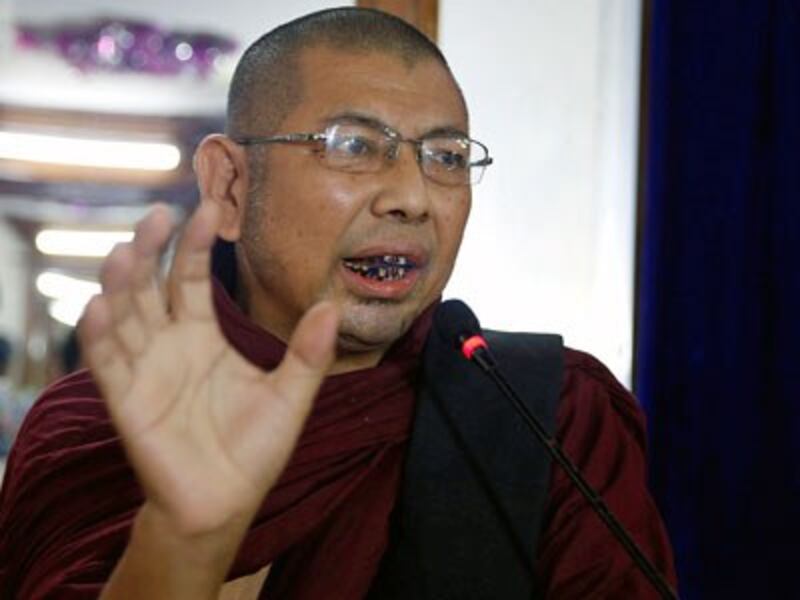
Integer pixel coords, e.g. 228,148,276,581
321,124,388,173
421,137,487,185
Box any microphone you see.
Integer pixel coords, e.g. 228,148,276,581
435,299,678,600
435,299,496,370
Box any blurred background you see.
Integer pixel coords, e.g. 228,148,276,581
0,1,797,598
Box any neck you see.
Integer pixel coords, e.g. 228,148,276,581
234,274,390,375
328,347,385,374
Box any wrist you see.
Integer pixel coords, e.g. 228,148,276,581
100,502,252,600
134,501,251,571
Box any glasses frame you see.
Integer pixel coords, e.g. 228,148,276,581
231,121,493,186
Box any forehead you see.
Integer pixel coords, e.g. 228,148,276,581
283,46,468,136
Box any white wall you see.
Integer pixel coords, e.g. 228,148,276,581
0,221,27,342
440,0,642,385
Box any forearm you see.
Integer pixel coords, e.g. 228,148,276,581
99,502,251,600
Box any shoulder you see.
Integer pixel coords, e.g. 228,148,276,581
481,333,644,441
9,369,113,464
0,371,136,597
559,347,647,449
1,368,119,508
562,346,631,395
21,368,107,422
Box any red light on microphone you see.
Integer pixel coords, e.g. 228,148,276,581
461,334,488,360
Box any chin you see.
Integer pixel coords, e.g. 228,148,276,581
336,300,418,353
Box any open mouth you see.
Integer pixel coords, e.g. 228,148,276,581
342,255,417,282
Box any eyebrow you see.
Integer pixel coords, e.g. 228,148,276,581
322,111,469,140
422,125,470,139
322,112,385,130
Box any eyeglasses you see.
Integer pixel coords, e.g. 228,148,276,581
231,119,493,186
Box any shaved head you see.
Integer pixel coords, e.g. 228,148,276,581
226,7,459,138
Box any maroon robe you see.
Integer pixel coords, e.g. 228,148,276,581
0,283,676,598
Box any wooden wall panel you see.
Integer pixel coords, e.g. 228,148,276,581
357,0,438,42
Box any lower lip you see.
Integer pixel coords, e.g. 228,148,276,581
339,263,421,299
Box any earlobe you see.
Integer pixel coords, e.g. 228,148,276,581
194,134,249,241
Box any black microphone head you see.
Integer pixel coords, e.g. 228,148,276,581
434,299,482,347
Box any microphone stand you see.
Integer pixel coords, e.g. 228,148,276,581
467,345,678,600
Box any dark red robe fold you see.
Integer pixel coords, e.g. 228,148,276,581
0,280,676,598
0,283,433,599
537,350,678,598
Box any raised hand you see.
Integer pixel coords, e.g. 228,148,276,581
79,200,339,539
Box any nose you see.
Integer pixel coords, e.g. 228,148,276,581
369,141,431,223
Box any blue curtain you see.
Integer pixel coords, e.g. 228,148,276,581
636,2,800,598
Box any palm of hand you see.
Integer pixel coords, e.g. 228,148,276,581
79,203,338,535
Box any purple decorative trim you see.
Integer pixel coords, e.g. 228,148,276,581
16,18,237,77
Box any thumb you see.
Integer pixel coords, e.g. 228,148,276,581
270,301,339,414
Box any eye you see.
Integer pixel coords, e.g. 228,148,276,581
437,150,468,169
423,140,471,171
325,125,383,161
333,135,376,157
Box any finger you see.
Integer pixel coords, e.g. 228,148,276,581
100,240,136,295
130,205,174,332
168,200,221,321
269,301,340,418
78,295,132,405
101,242,148,358
133,203,175,256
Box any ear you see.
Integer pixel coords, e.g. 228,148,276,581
193,134,250,241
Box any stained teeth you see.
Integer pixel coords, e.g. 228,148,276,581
344,255,414,281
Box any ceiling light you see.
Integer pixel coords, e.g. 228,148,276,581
36,271,101,327
35,229,133,257
36,271,101,300
48,297,90,327
0,131,181,171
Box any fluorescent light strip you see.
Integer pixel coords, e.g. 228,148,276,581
48,297,89,327
0,131,181,171
36,271,101,326
36,229,134,257
36,271,101,300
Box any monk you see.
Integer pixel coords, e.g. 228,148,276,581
0,8,676,599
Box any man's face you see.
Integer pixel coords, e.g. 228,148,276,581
237,46,471,371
